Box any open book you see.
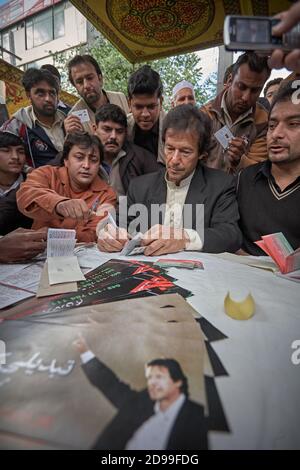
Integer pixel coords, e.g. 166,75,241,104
255,232,300,274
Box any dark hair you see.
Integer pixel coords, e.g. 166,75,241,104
128,65,163,99
223,63,234,85
0,131,24,148
263,77,283,97
41,64,61,83
162,104,211,155
68,55,102,86
22,68,59,93
147,358,189,397
62,132,104,162
232,52,271,79
95,104,127,128
269,81,299,114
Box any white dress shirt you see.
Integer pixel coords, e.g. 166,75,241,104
164,171,203,250
126,394,186,450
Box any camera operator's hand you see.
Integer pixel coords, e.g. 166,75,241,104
268,2,300,72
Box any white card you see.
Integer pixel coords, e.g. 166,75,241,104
214,125,234,149
121,233,145,256
71,109,90,123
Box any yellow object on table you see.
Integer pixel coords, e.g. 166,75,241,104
224,292,255,320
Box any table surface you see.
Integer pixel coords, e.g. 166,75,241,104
1,248,300,449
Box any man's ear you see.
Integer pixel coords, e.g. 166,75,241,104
98,74,104,88
199,152,208,162
171,99,175,108
128,98,132,113
92,123,97,133
25,91,31,100
175,379,183,391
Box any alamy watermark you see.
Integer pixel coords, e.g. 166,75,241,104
0,340,6,365
291,340,300,365
291,80,300,104
96,198,205,241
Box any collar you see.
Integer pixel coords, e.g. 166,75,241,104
82,90,110,114
165,169,195,190
221,90,253,125
112,148,127,164
255,159,272,181
135,119,159,136
58,166,108,193
58,100,67,108
30,106,64,129
0,173,23,197
102,89,110,104
154,394,185,418
102,149,126,171
255,159,300,187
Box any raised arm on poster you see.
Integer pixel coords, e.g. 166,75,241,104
73,337,207,451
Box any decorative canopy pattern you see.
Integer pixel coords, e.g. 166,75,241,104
70,0,292,63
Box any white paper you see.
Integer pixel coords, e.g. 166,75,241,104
0,264,43,293
0,284,35,309
47,229,76,258
71,109,90,123
0,264,30,282
47,256,85,285
214,125,234,149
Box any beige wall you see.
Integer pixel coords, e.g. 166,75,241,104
12,5,87,67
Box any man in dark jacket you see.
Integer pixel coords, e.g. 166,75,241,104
75,335,207,450
98,105,242,255
94,104,161,196
0,131,31,235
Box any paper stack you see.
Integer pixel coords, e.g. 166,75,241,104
37,229,85,298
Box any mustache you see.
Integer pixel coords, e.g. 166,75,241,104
269,140,287,147
106,139,118,146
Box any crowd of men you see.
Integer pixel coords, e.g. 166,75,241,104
0,11,299,263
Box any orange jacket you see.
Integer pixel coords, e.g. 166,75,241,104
16,166,117,242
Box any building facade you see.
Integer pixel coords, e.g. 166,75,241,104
0,0,87,69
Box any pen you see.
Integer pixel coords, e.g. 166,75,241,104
89,196,100,215
106,212,118,228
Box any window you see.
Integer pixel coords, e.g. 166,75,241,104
25,3,66,50
54,3,65,39
0,27,17,63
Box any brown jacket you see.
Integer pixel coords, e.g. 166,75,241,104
201,90,268,173
16,166,117,242
70,91,129,134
